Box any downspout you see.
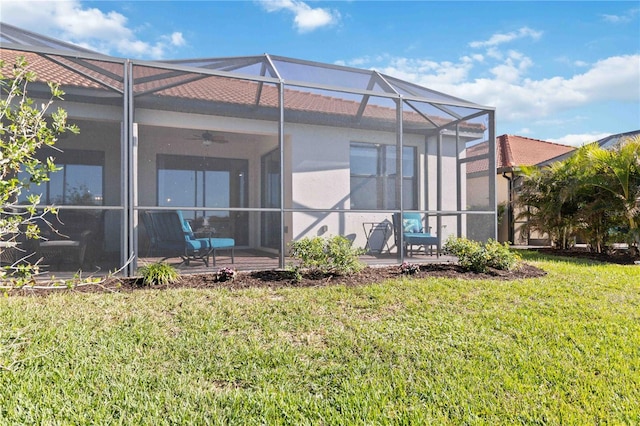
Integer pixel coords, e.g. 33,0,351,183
502,171,514,243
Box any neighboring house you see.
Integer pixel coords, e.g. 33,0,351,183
537,129,640,167
507,130,640,245
1,23,497,277
495,135,575,244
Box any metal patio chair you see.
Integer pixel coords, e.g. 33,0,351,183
392,212,439,257
143,210,234,267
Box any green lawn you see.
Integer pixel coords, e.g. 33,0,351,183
1,252,639,425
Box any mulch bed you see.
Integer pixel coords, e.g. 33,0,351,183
7,262,547,297
7,247,638,297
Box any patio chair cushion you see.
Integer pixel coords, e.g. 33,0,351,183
403,218,421,233
209,238,235,249
392,212,439,257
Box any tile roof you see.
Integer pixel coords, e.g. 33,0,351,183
1,49,484,133
497,134,575,170
463,134,576,175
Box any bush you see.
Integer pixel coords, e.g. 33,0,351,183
289,235,365,275
444,237,520,273
400,261,420,275
216,267,236,282
138,262,179,286
444,237,489,272
484,239,521,271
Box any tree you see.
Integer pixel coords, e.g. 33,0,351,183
583,136,640,254
516,158,582,250
516,136,640,255
1,56,79,280
564,143,617,253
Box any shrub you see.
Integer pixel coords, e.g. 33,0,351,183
484,239,521,271
138,262,179,286
216,267,236,282
289,235,365,275
444,237,520,273
444,237,489,272
400,261,420,275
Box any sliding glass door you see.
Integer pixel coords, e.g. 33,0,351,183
157,154,249,245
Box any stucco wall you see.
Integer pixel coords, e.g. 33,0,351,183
54,101,485,254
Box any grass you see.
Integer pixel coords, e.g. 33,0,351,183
1,252,639,424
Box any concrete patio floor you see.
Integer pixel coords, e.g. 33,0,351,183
23,248,457,282
137,249,457,275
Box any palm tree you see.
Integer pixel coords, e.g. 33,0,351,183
583,136,640,255
516,159,582,249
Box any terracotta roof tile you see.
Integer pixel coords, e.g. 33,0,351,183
2,49,484,132
464,134,576,174
497,134,574,169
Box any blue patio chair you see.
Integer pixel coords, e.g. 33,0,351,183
142,210,235,266
392,212,439,257
142,210,213,267
176,211,235,266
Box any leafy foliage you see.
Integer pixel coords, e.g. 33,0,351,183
1,56,79,281
444,236,520,273
483,239,521,270
289,235,365,275
399,261,420,275
138,262,179,286
516,136,640,254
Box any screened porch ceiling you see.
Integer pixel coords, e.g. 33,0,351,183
1,22,492,136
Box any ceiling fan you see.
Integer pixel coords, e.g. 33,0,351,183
190,131,228,146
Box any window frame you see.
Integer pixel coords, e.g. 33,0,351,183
156,153,249,218
349,142,417,210
18,148,105,206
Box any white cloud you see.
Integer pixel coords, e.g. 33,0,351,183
469,27,542,48
566,55,640,102
547,132,612,147
167,32,186,47
256,0,340,32
0,0,187,59
602,8,639,24
489,51,533,83
343,49,640,126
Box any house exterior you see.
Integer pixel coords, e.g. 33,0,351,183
496,135,575,244
537,130,640,167
1,24,497,277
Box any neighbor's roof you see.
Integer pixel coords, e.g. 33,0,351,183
497,134,575,171
593,129,640,149
464,134,575,175
536,129,640,166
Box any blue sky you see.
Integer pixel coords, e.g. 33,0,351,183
2,0,639,146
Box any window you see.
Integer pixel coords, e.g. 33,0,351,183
350,143,416,210
157,154,249,244
18,149,104,206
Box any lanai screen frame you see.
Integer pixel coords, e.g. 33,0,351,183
1,24,496,276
